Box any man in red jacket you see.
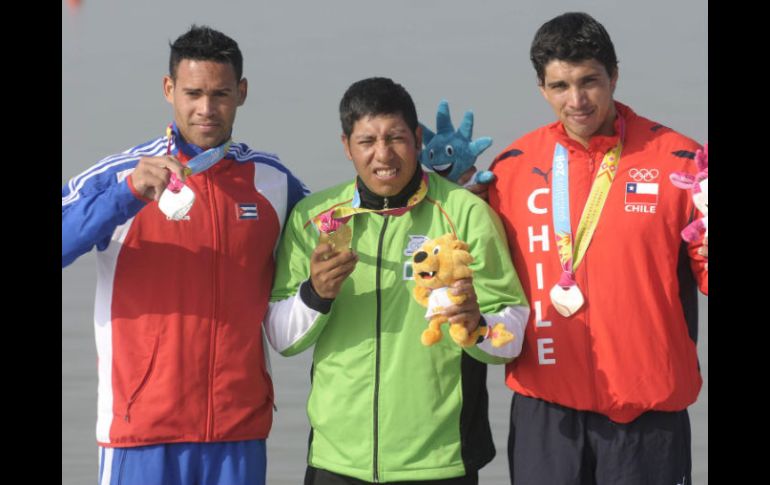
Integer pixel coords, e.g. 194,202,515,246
486,12,708,485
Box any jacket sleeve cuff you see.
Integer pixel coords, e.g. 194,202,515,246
475,316,487,345
125,174,155,203
466,305,529,364
300,280,334,314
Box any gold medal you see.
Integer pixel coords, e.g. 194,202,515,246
319,223,352,250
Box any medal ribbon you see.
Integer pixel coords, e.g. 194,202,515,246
165,124,231,176
313,173,429,233
552,117,624,286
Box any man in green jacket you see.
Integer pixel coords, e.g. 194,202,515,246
265,77,529,484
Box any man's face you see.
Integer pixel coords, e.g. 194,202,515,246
539,59,618,147
342,114,422,197
163,59,247,149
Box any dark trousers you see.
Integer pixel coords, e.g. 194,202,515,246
508,393,692,485
304,466,479,485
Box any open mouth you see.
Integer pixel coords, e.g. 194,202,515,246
431,163,453,177
375,168,398,180
418,271,436,279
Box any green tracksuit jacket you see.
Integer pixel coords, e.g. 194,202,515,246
266,172,529,482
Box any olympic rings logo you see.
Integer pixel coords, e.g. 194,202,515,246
629,168,659,182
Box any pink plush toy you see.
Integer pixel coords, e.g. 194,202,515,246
670,143,708,242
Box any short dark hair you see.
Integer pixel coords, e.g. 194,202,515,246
530,12,618,85
169,25,243,80
339,77,418,137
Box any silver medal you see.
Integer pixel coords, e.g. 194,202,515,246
158,184,196,221
549,283,584,317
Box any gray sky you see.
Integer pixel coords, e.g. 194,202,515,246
62,0,707,189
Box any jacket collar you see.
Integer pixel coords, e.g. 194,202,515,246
169,122,233,160
356,165,424,210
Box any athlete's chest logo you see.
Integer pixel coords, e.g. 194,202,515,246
403,235,430,280
404,235,429,256
624,168,660,214
236,203,259,220
532,166,552,185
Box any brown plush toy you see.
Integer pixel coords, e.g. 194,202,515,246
412,233,513,348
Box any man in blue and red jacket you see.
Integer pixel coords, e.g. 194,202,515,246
62,25,308,485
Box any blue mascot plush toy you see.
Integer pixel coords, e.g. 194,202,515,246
420,99,495,186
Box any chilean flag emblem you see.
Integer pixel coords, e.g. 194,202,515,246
625,182,658,205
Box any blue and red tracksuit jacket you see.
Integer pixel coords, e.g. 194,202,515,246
62,124,308,447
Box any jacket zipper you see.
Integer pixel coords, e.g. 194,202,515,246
206,172,221,440
582,251,598,410
372,201,389,483
583,152,599,410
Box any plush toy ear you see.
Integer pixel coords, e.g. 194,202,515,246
469,137,493,157
436,100,454,135
458,110,474,140
669,172,695,189
420,122,436,146
450,239,470,252
451,250,474,277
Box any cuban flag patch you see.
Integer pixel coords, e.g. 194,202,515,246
237,203,259,220
625,182,658,205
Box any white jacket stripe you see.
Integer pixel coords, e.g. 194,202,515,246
63,138,167,206
477,305,530,359
252,163,289,237
265,295,321,353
